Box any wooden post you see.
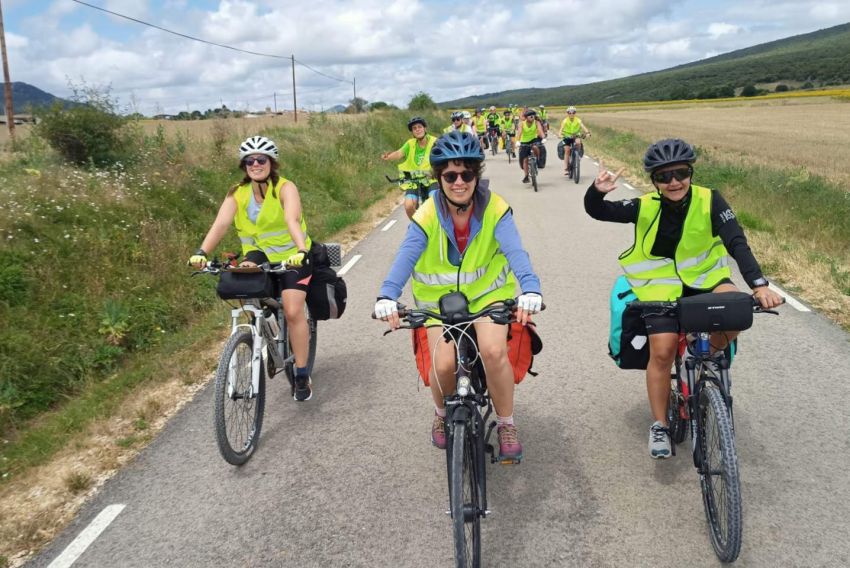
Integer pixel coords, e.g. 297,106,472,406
291,55,297,123
0,0,15,140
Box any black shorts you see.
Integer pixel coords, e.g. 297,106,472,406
644,279,734,335
488,127,501,137
562,136,576,146
518,139,542,162
244,250,313,293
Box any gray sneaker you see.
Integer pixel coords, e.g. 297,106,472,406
649,421,671,459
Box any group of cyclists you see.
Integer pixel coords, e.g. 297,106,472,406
188,113,782,465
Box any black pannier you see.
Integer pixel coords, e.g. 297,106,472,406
306,242,347,320
678,292,754,332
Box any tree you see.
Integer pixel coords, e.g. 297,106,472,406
717,85,735,98
346,97,368,113
668,85,693,101
368,101,395,111
774,84,790,92
740,84,759,97
408,91,438,111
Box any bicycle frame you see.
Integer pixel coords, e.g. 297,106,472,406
228,300,292,399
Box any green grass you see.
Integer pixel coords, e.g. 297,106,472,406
0,109,432,478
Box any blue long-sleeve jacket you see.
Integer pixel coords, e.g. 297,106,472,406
378,179,542,300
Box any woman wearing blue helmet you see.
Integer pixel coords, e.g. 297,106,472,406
374,131,543,462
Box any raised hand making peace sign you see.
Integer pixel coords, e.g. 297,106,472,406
594,160,627,193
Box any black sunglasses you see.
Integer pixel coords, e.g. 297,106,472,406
652,166,693,184
441,170,476,183
243,156,269,166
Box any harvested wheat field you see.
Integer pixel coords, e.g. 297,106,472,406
579,98,850,184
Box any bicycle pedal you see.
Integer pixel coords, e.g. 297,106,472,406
499,457,522,465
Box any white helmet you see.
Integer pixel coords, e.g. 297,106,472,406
462,111,471,119
489,105,496,111
239,135,279,160
567,106,577,113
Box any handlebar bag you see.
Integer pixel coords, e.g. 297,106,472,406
306,264,347,320
678,292,753,332
412,321,542,386
557,140,566,161
216,271,275,300
608,276,650,370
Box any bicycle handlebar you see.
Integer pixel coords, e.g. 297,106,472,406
630,295,785,316
372,299,547,330
192,258,305,277
385,173,431,185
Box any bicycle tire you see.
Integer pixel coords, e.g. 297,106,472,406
530,158,538,192
450,421,481,568
573,149,581,183
697,382,742,562
506,139,512,164
214,330,265,465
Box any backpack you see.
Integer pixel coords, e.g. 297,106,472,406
306,243,347,320
608,275,650,370
412,322,542,386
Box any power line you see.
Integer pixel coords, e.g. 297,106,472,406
71,0,354,85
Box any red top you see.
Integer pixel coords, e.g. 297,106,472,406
453,205,473,254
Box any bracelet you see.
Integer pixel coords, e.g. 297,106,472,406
195,248,207,257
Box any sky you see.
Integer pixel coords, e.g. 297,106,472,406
2,0,849,115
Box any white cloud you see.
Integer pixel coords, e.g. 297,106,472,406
708,22,743,39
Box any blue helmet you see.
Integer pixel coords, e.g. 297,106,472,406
430,131,484,166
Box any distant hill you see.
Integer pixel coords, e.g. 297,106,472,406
0,82,74,114
325,104,348,113
442,22,850,107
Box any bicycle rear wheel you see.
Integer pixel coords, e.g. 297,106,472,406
214,330,265,465
697,382,742,562
668,374,687,444
450,421,481,568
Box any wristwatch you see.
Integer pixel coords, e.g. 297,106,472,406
751,277,769,288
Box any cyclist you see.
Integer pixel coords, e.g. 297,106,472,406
473,108,488,149
188,135,316,401
510,104,521,129
484,105,501,152
444,111,474,134
501,109,516,158
381,116,438,220
462,111,475,133
517,109,545,184
585,139,783,458
374,131,543,462
538,105,549,137
559,106,591,176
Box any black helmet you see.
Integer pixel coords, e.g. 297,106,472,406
643,139,696,172
525,109,537,118
407,116,427,131
430,131,483,166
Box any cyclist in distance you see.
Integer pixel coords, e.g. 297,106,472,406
538,104,549,137
517,109,545,184
374,131,543,462
381,116,438,220
585,139,783,458
444,111,474,134
501,109,516,157
559,106,591,176
474,108,488,149
485,105,502,154
188,136,316,401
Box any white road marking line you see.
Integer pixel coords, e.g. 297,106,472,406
769,282,811,312
336,254,362,277
381,219,397,232
48,504,126,568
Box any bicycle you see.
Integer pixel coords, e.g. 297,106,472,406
195,256,337,465
631,293,781,562
520,141,542,192
563,133,586,184
386,172,434,211
375,293,543,567
503,131,515,165
487,127,500,156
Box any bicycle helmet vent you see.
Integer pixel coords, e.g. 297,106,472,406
239,136,279,160
643,138,696,172
430,131,484,165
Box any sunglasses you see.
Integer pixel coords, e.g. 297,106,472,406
243,156,269,166
652,166,693,184
441,170,476,184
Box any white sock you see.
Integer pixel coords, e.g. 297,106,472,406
435,406,447,418
496,414,514,426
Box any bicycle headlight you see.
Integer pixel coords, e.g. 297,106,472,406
457,376,471,397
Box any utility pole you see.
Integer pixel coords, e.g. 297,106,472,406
273,92,277,113
291,55,297,123
0,0,16,140
353,77,356,111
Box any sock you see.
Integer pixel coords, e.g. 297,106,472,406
435,406,447,418
496,414,514,427
295,366,309,378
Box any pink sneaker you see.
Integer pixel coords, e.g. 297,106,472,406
431,414,446,449
497,424,523,462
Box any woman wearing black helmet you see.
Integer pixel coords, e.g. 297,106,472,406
585,139,782,459
375,131,543,462
381,117,438,219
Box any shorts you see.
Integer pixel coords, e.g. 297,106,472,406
488,127,501,137
518,139,542,162
562,136,576,146
244,250,313,293
644,279,734,335
404,182,436,201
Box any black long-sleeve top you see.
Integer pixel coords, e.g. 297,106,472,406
584,184,765,289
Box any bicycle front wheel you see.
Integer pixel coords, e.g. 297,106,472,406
697,382,742,562
214,330,265,465
450,421,481,568
530,160,539,192
573,150,581,183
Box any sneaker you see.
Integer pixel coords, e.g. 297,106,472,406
497,424,523,462
522,176,530,184
649,421,671,459
293,374,312,401
431,414,446,449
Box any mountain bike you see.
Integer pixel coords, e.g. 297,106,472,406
520,141,542,192
564,133,586,184
194,254,337,465
631,293,781,562
487,127,500,156
386,172,434,211
375,293,544,567
504,131,515,165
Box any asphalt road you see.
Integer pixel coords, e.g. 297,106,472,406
28,137,850,567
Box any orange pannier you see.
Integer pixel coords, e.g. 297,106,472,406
412,322,542,386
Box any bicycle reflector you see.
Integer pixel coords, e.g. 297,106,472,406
457,376,472,397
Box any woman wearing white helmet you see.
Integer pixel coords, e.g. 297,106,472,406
188,135,316,401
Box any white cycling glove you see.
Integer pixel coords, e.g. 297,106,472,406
374,298,399,320
517,292,542,314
